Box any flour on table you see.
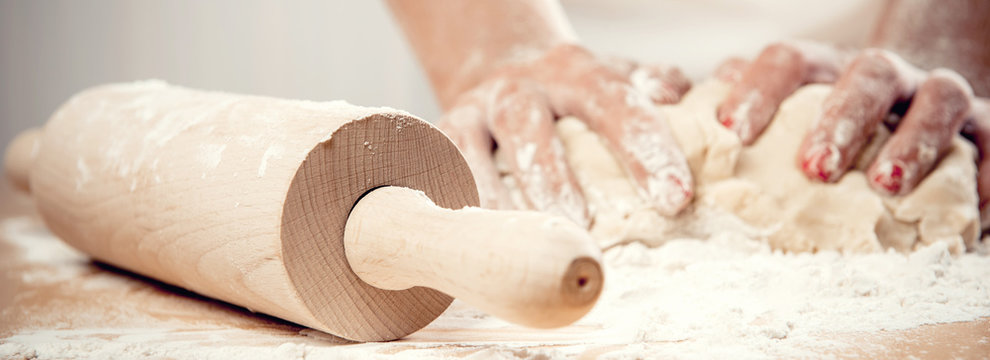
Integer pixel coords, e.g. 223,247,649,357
2,78,987,360
3,214,989,359
523,80,982,254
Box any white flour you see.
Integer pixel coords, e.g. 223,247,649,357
585,235,990,358
1,215,988,359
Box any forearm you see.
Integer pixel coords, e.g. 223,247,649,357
869,0,990,97
386,0,578,109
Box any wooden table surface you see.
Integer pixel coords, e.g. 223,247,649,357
1,181,987,359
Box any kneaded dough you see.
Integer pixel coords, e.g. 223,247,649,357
506,80,981,254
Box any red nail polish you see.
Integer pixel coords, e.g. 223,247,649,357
668,174,693,199
872,164,903,195
801,147,835,182
720,114,734,128
654,174,693,215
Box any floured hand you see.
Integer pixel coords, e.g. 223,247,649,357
388,0,694,226
439,44,694,225
716,42,990,229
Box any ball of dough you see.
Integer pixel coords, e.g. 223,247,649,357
498,80,980,254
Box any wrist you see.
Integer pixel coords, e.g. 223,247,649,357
869,0,990,96
436,38,579,107
388,0,578,109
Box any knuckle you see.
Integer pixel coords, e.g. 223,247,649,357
605,56,636,75
441,105,483,130
760,42,804,65
656,66,691,94
543,43,595,65
485,77,521,98
492,101,550,132
847,49,903,82
587,62,627,83
628,67,672,103
857,48,892,61
714,57,748,82
926,69,974,98
911,70,974,118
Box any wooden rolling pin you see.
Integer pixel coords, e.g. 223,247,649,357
2,81,603,342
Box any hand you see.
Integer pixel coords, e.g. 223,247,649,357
388,0,694,226
440,44,694,226
716,41,990,228
963,99,990,229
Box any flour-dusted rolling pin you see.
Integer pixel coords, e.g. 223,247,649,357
2,81,603,342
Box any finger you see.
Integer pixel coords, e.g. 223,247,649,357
438,96,515,210
713,57,749,83
798,50,919,183
718,43,808,144
603,56,691,105
602,56,637,76
550,69,694,216
718,42,844,144
964,98,990,229
484,80,590,227
628,63,692,105
598,88,694,216
980,152,990,231
867,69,972,196
534,46,694,215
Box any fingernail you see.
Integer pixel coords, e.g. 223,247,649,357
650,173,693,216
801,144,841,182
718,112,735,128
871,161,904,195
716,106,736,129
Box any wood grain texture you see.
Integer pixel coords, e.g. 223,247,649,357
345,186,602,329
280,112,479,341
2,128,39,192
18,81,480,341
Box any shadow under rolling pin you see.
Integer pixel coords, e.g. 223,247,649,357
3,81,603,342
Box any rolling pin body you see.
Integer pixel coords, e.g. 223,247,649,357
3,81,603,341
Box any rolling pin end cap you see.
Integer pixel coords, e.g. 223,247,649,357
4,128,42,193
562,256,603,308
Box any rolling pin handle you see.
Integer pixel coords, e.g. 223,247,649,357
3,128,41,193
344,186,603,329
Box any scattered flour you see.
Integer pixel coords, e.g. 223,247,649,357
1,77,987,359
583,236,990,358
2,210,988,359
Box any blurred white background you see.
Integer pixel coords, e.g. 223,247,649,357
0,0,879,158
0,1,432,156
